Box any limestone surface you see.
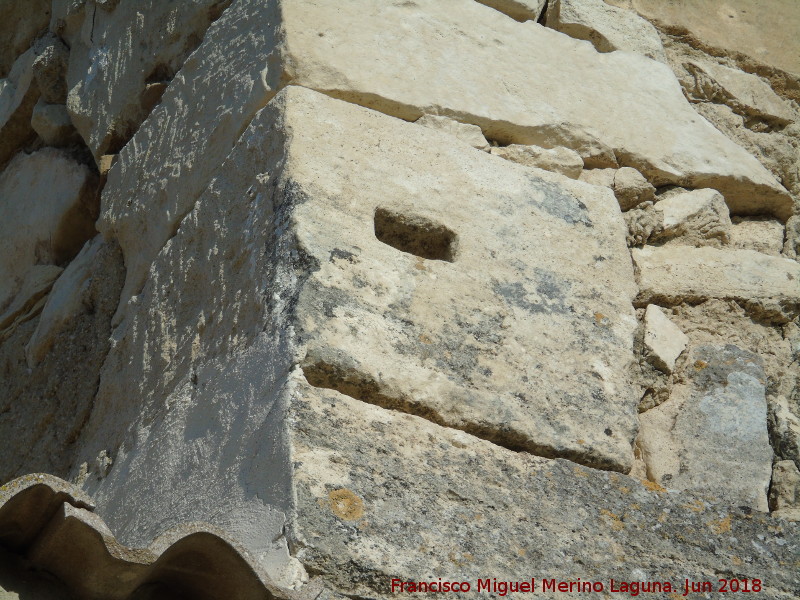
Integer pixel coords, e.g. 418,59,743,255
638,345,773,511
730,217,785,256
632,246,800,323
415,114,489,150
31,100,76,146
770,460,800,520
474,0,546,22
0,148,98,311
77,88,640,570
490,144,583,178
290,378,797,598
98,0,283,321
614,0,800,76
642,304,687,374
281,0,791,218
63,0,233,158
545,0,667,63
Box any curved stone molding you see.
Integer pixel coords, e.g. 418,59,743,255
0,474,298,600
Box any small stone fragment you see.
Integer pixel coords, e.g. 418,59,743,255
638,345,772,511
546,0,667,63
613,167,655,210
642,305,687,374
730,217,784,256
31,100,77,146
769,396,800,465
579,167,616,188
490,144,584,178
474,0,546,22
683,60,795,126
652,188,732,246
415,114,489,150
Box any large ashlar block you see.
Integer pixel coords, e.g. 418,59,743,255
632,246,800,324
73,86,639,580
98,0,284,321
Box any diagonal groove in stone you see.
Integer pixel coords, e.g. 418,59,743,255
301,357,631,474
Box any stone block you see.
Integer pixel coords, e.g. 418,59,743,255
638,345,772,511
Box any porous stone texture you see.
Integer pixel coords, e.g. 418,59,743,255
637,344,773,512
632,246,800,324
652,187,732,246
623,201,662,246
545,0,667,63
490,144,583,178
281,0,792,218
730,217,785,256
642,304,687,374
62,0,234,159
415,114,489,150
0,148,98,311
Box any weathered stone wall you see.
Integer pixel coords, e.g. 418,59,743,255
1,1,799,599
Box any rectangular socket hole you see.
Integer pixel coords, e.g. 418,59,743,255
373,207,457,262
